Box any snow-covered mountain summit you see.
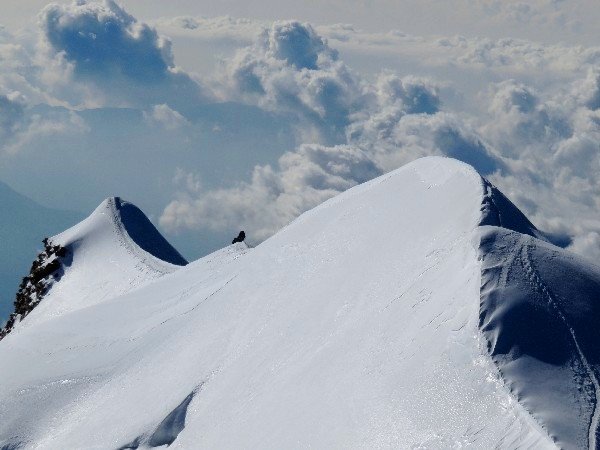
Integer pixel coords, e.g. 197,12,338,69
0,157,598,449
0,197,187,335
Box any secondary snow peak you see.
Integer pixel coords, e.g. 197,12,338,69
57,196,187,265
0,197,187,337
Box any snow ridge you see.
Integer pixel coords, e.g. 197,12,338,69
479,226,600,450
109,197,187,267
477,175,600,449
519,242,600,450
479,178,543,240
6,197,188,332
0,157,598,449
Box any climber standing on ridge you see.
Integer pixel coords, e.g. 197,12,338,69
232,231,246,244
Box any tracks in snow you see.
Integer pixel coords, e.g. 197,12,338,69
518,239,600,450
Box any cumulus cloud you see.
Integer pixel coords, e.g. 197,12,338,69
160,144,380,240
480,80,568,159
481,73,600,258
0,90,88,155
41,0,171,82
218,21,364,143
161,31,504,239
160,107,501,238
346,73,500,175
143,104,189,130
160,21,599,259
572,68,600,110
38,0,209,109
567,232,600,262
0,3,598,260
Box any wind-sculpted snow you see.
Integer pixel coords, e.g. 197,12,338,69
479,227,600,449
118,385,202,449
1,156,596,449
479,178,544,241
476,170,600,449
113,197,187,266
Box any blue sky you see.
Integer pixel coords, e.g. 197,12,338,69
1,0,600,261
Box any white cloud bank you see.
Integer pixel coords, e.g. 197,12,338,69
0,1,598,260
0,89,87,155
158,19,600,260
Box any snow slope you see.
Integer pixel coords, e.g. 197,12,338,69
480,228,600,449
13,197,187,331
0,157,598,449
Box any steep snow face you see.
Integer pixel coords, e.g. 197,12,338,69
113,198,188,266
479,178,544,240
13,197,187,330
0,156,587,449
480,228,600,450
474,178,600,449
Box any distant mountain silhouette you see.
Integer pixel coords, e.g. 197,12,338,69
0,181,82,322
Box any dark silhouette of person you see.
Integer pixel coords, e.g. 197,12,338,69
232,231,246,244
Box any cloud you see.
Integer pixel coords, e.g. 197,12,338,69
160,22,600,259
156,14,600,98
218,20,364,144
480,80,568,159
0,92,26,142
1,4,599,260
143,104,189,130
572,68,600,110
265,21,337,70
480,74,600,258
159,111,502,240
0,27,63,107
567,232,600,262
38,0,209,109
41,0,170,82
315,25,600,79
172,168,203,194
160,143,380,240
0,27,90,155
149,0,600,49
472,0,577,30
0,91,88,155
154,15,263,44
348,73,500,175
161,61,503,238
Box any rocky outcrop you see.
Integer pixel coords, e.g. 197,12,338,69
0,238,68,341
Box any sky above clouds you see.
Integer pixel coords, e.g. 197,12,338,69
1,0,599,261
6,1,600,46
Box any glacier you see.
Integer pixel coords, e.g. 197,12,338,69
0,156,598,449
